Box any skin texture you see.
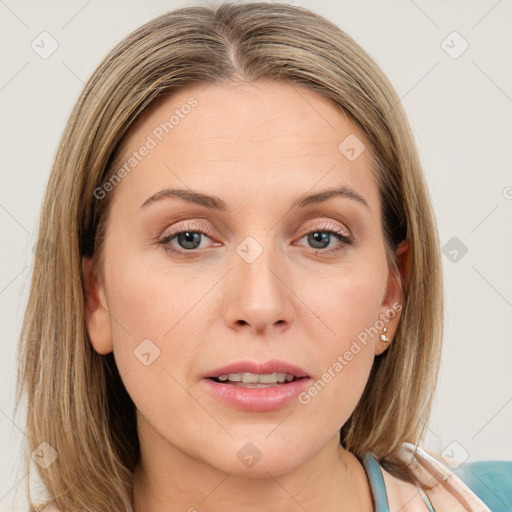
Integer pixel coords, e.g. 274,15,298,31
83,80,410,511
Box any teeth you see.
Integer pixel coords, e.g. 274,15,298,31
244,373,260,383
216,372,297,384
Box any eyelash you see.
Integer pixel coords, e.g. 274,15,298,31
157,222,354,256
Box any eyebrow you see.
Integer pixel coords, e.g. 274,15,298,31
140,185,369,211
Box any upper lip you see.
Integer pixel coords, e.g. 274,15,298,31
204,359,310,379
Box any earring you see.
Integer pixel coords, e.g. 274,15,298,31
379,327,390,342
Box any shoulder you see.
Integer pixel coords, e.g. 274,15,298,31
379,464,437,511
392,442,510,512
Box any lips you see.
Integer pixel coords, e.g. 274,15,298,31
201,359,312,411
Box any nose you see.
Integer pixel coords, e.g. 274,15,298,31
223,242,294,336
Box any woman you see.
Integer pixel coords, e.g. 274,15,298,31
16,2,507,511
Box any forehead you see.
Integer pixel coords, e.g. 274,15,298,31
118,80,367,155
109,80,379,213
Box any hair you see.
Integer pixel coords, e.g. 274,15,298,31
16,2,443,510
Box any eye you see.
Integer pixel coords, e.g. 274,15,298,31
157,222,218,255
157,221,354,256
296,224,354,253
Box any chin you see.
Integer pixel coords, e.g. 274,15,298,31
198,435,313,478
218,454,304,479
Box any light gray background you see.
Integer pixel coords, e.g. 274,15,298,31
1,0,511,510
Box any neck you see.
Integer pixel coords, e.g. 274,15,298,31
132,422,373,512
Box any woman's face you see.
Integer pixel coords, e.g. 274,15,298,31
84,80,405,477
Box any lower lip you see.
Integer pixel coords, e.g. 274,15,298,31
201,377,312,412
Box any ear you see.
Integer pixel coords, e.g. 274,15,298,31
82,256,113,355
374,239,409,356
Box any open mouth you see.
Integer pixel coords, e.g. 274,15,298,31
202,365,312,411
209,372,307,388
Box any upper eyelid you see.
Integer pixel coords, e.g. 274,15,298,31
298,219,351,234
161,217,350,234
161,218,213,232
159,219,352,244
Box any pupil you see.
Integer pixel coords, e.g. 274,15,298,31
179,231,201,249
309,231,329,249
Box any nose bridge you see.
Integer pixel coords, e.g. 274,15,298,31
226,234,292,333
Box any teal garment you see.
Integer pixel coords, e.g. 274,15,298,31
362,453,435,511
363,451,512,512
454,460,512,512
362,453,389,512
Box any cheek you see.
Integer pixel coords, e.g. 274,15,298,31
102,253,212,394
308,258,387,353
104,253,211,342
294,263,387,416
103,258,211,432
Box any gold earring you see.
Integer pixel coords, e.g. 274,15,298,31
379,327,390,342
